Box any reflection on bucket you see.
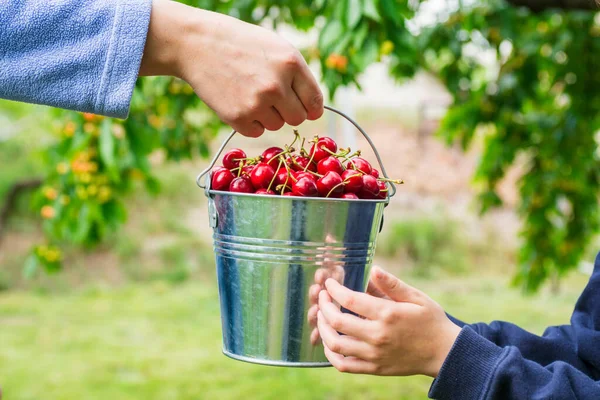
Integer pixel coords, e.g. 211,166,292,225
197,106,396,367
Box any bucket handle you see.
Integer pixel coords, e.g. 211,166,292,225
196,105,397,198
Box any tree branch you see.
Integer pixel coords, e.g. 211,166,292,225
0,178,43,243
506,0,599,12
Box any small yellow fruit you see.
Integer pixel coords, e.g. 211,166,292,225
80,173,92,183
112,124,126,139
43,187,58,201
87,185,98,196
83,123,96,135
82,113,96,122
98,186,112,203
41,205,56,219
56,162,69,175
63,121,76,137
380,40,394,55
76,186,88,199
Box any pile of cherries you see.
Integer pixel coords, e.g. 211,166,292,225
210,131,402,199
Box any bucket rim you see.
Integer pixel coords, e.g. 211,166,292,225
206,189,390,204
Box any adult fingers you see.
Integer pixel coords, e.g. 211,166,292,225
292,66,324,121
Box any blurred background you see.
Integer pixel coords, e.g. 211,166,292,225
1,0,599,399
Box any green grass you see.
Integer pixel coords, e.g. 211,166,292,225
0,271,589,400
379,215,468,277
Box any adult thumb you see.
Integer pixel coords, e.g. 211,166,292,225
370,266,423,305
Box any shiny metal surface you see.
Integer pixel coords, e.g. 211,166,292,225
199,104,394,366
209,191,386,366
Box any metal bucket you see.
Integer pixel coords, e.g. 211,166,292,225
196,106,396,367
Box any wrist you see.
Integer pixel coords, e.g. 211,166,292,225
425,321,461,378
139,0,194,79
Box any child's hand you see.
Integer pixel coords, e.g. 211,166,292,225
317,266,461,377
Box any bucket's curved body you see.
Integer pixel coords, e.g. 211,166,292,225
207,190,386,367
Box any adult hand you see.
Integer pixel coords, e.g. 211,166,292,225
140,0,324,137
317,266,461,377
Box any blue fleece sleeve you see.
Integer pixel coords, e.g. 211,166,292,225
429,326,600,400
0,0,152,119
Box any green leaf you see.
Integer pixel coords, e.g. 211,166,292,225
23,254,39,279
319,20,344,52
346,0,362,29
74,204,92,244
352,22,370,49
363,0,381,22
102,200,127,230
99,120,120,182
381,0,402,25
332,32,353,55
356,34,379,71
145,176,161,195
314,0,326,9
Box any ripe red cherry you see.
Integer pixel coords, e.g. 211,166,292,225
255,188,276,195
309,137,338,162
359,174,380,199
229,176,254,193
292,177,318,197
282,192,296,196
341,192,359,200
261,147,284,165
341,170,363,193
346,157,372,176
250,162,276,189
211,169,235,191
289,156,317,172
293,171,316,182
317,171,344,198
223,149,247,170
317,156,343,175
241,164,254,176
376,181,388,199
371,169,380,178
274,168,291,187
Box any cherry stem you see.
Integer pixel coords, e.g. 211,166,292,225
326,181,346,198
281,157,293,194
344,173,362,182
276,184,292,193
233,156,259,164
305,147,317,172
289,130,300,148
267,147,293,165
267,158,283,192
322,147,351,159
341,150,361,162
377,177,404,184
346,159,369,176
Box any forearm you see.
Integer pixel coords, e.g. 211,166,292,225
430,327,600,400
0,0,151,118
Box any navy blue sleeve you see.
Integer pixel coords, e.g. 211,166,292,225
429,326,600,399
0,0,151,118
445,254,600,379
